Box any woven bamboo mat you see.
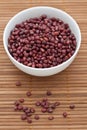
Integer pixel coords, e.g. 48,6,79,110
0,0,87,130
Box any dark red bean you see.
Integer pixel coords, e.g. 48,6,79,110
48,116,54,120
25,108,31,114
27,118,32,123
63,112,67,118
14,101,20,106
54,102,60,107
34,115,40,120
30,107,35,113
47,108,53,113
69,104,75,109
18,105,23,111
46,90,52,96
44,104,49,109
42,98,48,102
19,98,24,103
15,81,21,86
27,113,32,117
50,104,56,109
21,114,27,120
35,101,41,106
41,101,46,107
41,108,47,113
26,91,31,97
23,106,28,112
40,14,47,19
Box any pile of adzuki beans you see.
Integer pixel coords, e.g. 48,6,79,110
14,81,75,124
8,15,76,68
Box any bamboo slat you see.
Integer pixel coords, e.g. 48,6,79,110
0,0,87,130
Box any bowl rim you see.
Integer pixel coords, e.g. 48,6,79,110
3,6,81,71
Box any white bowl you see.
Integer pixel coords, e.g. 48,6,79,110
3,6,81,76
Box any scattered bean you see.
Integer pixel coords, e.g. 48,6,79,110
69,104,75,109
46,90,52,96
34,115,40,120
19,98,24,103
47,108,53,113
54,101,60,107
27,118,32,123
23,106,28,112
15,81,21,86
26,91,32,97
30,107,35,113
18,105,23,111
41,108,47,113
63,112,67,118
14,87,75,124
21,114,27,120
35,101,41,106
48,116,54,120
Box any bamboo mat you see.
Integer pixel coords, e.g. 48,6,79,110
0,0,87,130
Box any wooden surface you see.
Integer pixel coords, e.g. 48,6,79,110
0,0,87,130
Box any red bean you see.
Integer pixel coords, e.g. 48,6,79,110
54,101,60,107
27,118,32,123
25,108,31,114
21,114,27,120
27,113,32,117
48,116,54,120
50,104,56,109
41,108,47,113
23,106,28,112
41,101,46,107
46,90,52,96
18,105,23,111
19,98,24,103
63,112,67,118
42,98,48,102
26,91,31,97
69,104,75,109
34,115,40,120
15,81,21,86
30,107,35,113
35,101,41,106
47,108,53,113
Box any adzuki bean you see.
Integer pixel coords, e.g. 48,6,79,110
15,81,21,86
63,112,67,118
19,98,24,103
35,101,41,106
8,15,76,68
34,115,40,120
18,105,23,111
46,90,52,96
27,118,32,123
21,114,27,120
26,91,32,97
48,116,54,120
69,104,75,109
